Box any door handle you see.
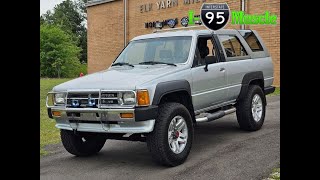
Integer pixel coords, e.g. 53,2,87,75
220,67,225,72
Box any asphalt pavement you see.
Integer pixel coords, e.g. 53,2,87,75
40,95,280,180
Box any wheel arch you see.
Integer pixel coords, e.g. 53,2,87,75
237,71,265,101
152,80,196,123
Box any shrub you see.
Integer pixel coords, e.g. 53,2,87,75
40,24,82,78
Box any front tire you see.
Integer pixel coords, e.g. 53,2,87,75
236,85,266,131
60,130,107,156
147,102,194,167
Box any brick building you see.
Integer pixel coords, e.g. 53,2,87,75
86,0,280,86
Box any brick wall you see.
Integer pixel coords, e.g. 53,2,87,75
87,0,124,73
87,0,280,86
246,0,280,86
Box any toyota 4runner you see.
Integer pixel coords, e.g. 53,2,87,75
46,29,275,166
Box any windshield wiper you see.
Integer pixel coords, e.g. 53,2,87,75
112,62,134,67
138,61,177,66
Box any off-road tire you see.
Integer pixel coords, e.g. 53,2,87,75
236,85,266,131
61,130,107,156
147,102,194,167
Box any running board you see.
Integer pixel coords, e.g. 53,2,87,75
195,107,236,123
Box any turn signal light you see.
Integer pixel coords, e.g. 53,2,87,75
137,90,150,106
120,113,134,118
52,111,62,117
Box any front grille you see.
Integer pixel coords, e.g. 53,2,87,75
101,92,118,98
101,99,118,104
67,92,100,108
68,93,99,99
66,91,124,108
100,91,120,107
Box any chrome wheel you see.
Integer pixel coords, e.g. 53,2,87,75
168,116,188,154
252,94,263,122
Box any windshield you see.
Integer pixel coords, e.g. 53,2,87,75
113,36,192,65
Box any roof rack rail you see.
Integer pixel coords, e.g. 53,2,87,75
153,25,206,33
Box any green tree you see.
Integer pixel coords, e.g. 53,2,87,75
40,0,87,63
40,24,81,78
51,0,85,35
41,10,54,24
40,16,45,25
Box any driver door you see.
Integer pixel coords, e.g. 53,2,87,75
191,35,227,111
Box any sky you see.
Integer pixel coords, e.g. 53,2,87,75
40,0,65,15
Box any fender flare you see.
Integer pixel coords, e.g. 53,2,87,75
237,71,264,101
152,80,192,105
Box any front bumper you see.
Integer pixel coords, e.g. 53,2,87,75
48,106,158,133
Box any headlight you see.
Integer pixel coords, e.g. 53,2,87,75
122,92,135,105
54,93,66,104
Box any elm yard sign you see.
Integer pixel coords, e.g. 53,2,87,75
142,0,205,29
140,0,206,13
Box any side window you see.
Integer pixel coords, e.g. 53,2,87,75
241,31,264,52
193,36,218,67
218,35,248,58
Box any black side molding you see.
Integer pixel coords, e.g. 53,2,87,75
264,86,276,95
135,105,158,122
47,108,53,119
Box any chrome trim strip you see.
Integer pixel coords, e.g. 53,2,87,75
67,98,101,100
51,107,135,122
55,120,156,133
264,77,274,80
52,107,134,113
67,89,101,92
192,84,241,97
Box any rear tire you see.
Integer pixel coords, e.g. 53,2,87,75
60,130,107,156
147,102,194,167
236,85,266,131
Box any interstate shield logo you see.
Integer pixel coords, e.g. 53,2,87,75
200,3,230,31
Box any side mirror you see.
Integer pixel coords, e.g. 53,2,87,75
204,56,217,72
204,56,217,65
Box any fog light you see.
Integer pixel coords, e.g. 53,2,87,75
71,99,80,107
52,111,61,117
120,113,134,118
88,99,96,106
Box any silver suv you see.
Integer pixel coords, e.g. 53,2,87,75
46,29,275,166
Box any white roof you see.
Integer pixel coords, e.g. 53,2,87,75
131,29,239,41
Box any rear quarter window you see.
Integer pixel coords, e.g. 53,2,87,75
241,31,264,52
218,35,248,58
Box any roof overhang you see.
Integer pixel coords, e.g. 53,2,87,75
86,0,117,8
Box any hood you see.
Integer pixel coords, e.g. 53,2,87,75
53,65,187,92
